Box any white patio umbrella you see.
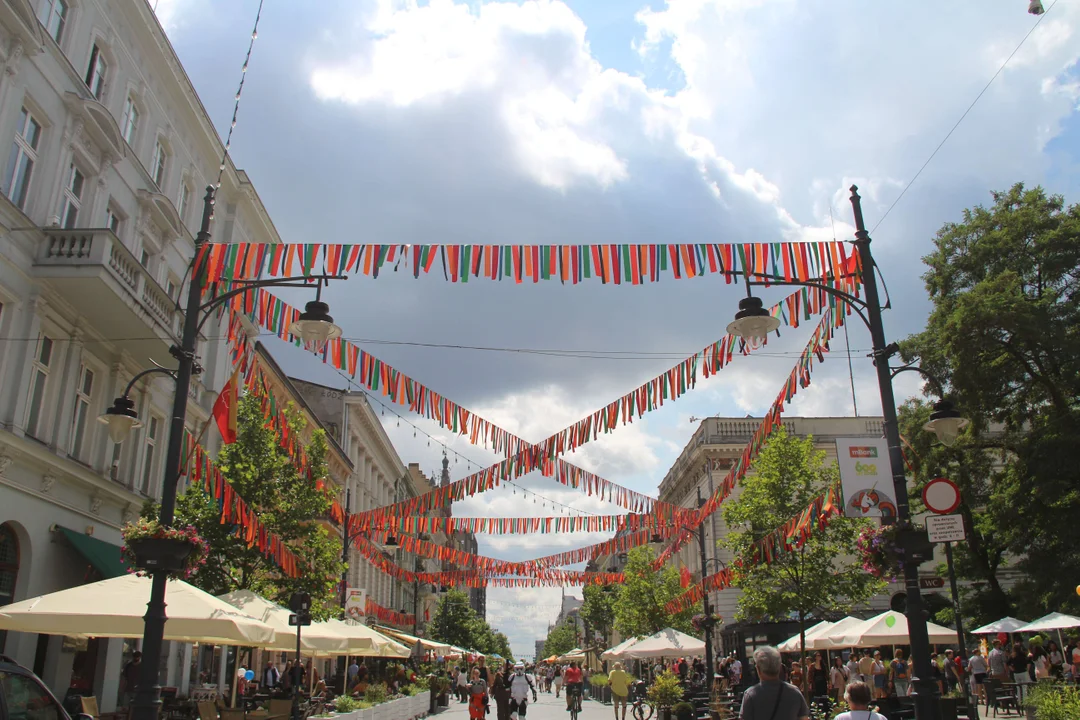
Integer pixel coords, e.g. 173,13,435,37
1014,613,1080,633
615,628,705,659
824,611,958,647
815,617,870,649
777,620,834,653
970,617,1030,635
601,636,645,661
0,574,275,645
325,619,410,657
218,589,351,654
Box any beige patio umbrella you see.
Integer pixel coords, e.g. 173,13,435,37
601,635,645,661
823,610,958,647
0,574,275,645
777,620,834,653
369,624,454,656
218,589,351,654
323,619,410,657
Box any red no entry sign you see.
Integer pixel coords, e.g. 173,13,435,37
922,477,961,514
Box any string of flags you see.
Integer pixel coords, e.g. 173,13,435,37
364,598,414,628
198,241,860,286
357,513,673,535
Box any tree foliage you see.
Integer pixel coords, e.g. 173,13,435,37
543,619,579,659
612,545,699,638
150,393,344,619
901,183,1080,619
581,584,616,646
722,428,884,658
428,589,512,660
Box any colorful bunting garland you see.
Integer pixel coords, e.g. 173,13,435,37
365,598,414,628
198,241,859,286
359,513,672,535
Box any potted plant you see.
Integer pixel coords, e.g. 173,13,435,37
672,701,695,720
435,677,450,707
1025,683,1080,720
334,695,360,719
121,518,208,579
855,523,904,580
647,671,684,720
938,687,965,720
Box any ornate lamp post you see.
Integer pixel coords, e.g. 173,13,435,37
100,187,344,720
726,187,972,720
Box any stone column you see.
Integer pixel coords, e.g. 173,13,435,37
94,637,124,713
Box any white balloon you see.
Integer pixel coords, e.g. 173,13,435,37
237,667,247,678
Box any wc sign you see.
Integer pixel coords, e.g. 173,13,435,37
836,438,897,518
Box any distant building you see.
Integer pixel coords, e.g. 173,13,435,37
437,452,486,620
535,639,546,661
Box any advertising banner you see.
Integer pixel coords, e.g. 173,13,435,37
835,438,897,518
344,588,367,621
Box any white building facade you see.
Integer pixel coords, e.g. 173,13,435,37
0,0,285,707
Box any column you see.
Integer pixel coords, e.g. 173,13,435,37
51,327,84,452
41,634,74,698
179,644,193,697
94,638,124,713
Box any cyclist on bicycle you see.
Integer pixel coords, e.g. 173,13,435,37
563,661,584,713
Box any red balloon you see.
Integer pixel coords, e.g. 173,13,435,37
998,632,1009,644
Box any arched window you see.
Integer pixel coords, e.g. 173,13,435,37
0,523,19,651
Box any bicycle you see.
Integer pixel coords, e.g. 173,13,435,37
631,681,653,720
568,685,583,720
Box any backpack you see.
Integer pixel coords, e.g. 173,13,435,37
893,661,907,679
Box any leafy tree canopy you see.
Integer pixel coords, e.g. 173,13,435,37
581,584,616,647
722,428,884,655
428,589,512,661
612,545,699,638
543,619,579,659
147,393,344,619
901,183,1080,620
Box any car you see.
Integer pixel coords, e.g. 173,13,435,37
0,655,94,720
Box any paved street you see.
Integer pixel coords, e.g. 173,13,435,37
435,684,614,720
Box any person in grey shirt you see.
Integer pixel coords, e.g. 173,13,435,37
740,646,810,720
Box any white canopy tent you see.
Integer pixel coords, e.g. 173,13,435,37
609,628,705,659
776,620,834,653
1015,613,1080,633
0,575,275,645
815,617,871,649
363,624,441,657
970,617,1030,635
823,611,958,647
218,589,352,654
601,636,645,661
323,619,410,657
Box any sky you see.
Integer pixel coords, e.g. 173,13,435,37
154,0,1080,660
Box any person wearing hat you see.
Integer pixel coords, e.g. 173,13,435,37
508,663,536,720
608,662,631,720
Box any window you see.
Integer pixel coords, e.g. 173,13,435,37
25,335,53,439
70,365,95,460
0,524,18,607
141,415,160,495
140,248,150,267
121,96,139,145
165,275,178,300
37,0,67,45
177,183,190,225
0,669,62,720
59,164,84,229
85,44,108,100
104,204,121,235
3,108,42,211
151,140,167,187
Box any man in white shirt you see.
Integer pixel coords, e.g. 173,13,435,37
988,640,1009,681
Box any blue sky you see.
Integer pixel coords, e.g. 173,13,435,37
156,0,1080,659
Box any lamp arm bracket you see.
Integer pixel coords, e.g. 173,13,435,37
193,274,348,336
745,276,872,331
888,360,947,398
121,365,178,397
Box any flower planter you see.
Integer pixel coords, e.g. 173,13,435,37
359,708,373,720
127,537,194,573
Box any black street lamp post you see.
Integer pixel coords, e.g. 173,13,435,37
695,488,716,690
101,187,345,720
724,186,970,720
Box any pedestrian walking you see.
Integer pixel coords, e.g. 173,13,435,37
737,646,809,720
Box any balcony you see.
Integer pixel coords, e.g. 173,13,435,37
35,229,182,364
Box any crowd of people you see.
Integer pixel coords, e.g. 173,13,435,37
445,657,539,720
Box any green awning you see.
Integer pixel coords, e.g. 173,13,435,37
56,526,131,579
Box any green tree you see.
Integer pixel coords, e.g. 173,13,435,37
429,590,481,649
901,183,1080,619
612,545,699,638
543,620,579,659
581,584,616,647
722,428,884,669
154,393,344,619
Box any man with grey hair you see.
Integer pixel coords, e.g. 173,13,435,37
740,646,809,720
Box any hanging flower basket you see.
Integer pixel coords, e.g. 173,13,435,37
691,613,723,632
121,519,208,580
856,523,904,581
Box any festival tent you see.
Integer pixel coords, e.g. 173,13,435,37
0,575,275,645
559,648,586,662
823,611,957,647
1014,613,1080,633
611,628,705,659
370,624,452,657
815,617,870,649
776,620,834,653
219,589,353,654
971,617,1030,635
601,636,646,661
322,619,410,657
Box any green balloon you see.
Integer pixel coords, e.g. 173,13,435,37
885,615,897,628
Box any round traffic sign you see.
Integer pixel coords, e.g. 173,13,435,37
922,477,961,514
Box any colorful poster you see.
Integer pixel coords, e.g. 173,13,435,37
835,438,897,517
344,588,367,621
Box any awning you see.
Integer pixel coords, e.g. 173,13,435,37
56,526,130,578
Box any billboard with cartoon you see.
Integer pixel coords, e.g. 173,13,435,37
835,438,897,517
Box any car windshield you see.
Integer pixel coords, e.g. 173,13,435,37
1,670,63,720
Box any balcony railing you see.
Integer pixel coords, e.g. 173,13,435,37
36,228,182,342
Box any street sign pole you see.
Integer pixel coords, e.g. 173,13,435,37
289,593,311,720
944,540,978,720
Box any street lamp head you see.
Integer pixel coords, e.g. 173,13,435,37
923,399,969,447
1029,0,1045,14
98,395,142,443
383,534,400,551
649,532,664,546
288,300,342,352
726,295,780,343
